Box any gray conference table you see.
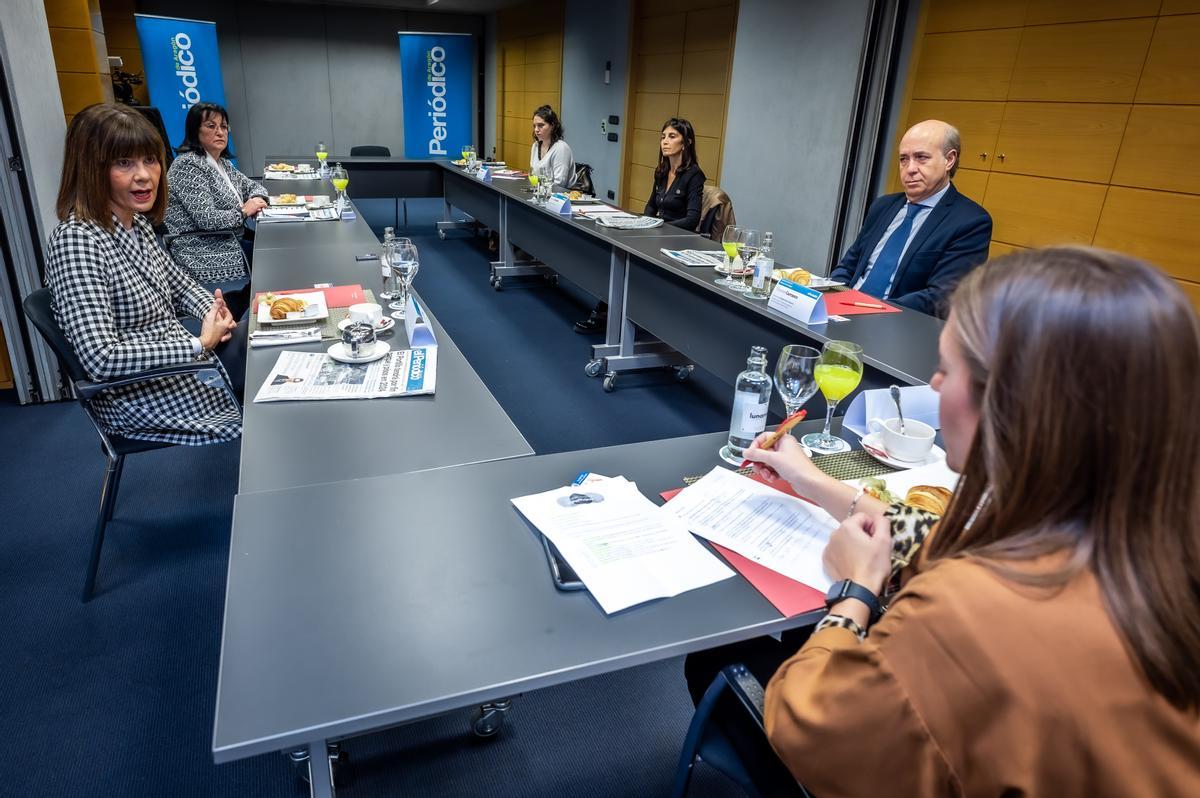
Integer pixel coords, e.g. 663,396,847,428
437,162,943,393
243,178,533,493
214,427,829,796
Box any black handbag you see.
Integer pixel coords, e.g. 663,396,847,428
570,163,595,195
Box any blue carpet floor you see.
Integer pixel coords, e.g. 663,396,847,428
0,198,753,796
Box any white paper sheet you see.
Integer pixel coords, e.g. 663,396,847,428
511,476,734,614
660,467,838,591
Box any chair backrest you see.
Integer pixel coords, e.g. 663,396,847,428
699,184,736,241
570,163,595,195
350,145,391,157
23,287,90,384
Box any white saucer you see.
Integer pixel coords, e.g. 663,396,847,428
337,317,395,333
860,432,945,469
327,340,390,364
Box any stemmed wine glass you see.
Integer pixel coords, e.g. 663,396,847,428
734,228,762,294
801,340,865,454
330,163,349,209
775,345,821,420
388,239,420,320
315,141,328,174
715,225,743,289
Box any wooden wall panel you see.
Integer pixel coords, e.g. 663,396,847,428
1136,14,1200,104
622,0,736,210
1111,106,1200,194
951,167,990,204
991,102,1130,183
495,1,563,167
923,0,1028,33
984,173,1107,247
906,99,1006,168
1023,0,1161,25
1007,19,1155,103
1162,0,1200,13
896,2,1200,309
1093,187,1200,282
911,29,1022,101
987,242,1027,259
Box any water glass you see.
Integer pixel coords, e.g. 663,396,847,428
388,239,420,320
774,345,821,419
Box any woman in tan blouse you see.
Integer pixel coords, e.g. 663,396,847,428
742,247,1200,796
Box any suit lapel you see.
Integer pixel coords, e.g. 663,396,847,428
895,184,958,280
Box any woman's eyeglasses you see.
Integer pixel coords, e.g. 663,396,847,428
202,122,230,133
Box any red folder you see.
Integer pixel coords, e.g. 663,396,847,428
824,289,902,316
661,474,827,617
253,284,365,309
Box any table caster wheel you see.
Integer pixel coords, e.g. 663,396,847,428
488,273,496,286
438,229,447,240
585,359,604,378
603,373,617,392
471,700,512,738
288,744,349,789
674,365,694,382
493,277,503,291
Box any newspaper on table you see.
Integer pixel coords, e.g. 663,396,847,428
660,249,724,267
253,347,436,402
594,213,664,229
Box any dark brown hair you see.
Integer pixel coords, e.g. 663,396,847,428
654,117,699,184
56,103,167,230
177,101,231,158
531,104,564,146
930,247,1200,711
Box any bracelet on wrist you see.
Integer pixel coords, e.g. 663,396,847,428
845,486,868,520
817,613,867,641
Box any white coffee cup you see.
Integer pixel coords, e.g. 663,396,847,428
348,302,383,327
867,417,936,462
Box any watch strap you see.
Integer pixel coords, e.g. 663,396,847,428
825,579,884,622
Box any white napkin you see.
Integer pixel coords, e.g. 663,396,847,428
249,327,322,348
843,385,940,439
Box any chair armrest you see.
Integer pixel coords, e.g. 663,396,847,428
75,360,231,400
719,664,766,728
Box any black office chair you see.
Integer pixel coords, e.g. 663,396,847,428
672,664,812,798
350,144,407,229
22,287,241,602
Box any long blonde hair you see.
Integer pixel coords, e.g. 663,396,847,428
929,247,1200,711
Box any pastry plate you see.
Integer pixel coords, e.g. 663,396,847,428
860,432,945,469
327,340,390,364
337,317,395,333
257,291,330,324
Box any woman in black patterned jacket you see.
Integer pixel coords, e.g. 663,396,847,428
45,103,243,445
165,102,267,316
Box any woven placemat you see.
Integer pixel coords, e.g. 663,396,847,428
682,448,897,487
247,289,378,341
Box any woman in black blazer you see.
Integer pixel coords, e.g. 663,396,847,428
575,118,706,333
644,117,706,230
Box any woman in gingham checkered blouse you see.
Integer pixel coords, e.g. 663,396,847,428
164,102,268,313
44,103,242,446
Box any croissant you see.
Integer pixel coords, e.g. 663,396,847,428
270,297,307,319
787,268,812,285
905,485,952,516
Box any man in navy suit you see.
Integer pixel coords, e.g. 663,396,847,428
830,120,992,318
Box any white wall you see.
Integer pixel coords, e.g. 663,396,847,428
560,0,631,201
138,0,485,170
720,0,872,272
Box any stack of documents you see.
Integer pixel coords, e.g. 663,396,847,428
661,467,838,592
660,249,725,267
511,475,734,613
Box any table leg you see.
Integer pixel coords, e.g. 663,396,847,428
490,196,551,287
589,249,690,388
307,740,335,798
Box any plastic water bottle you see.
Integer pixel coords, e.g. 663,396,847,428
380,227,396,298
747,232,774,299
728,345,773,457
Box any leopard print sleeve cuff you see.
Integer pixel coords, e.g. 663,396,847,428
885,503,941,577
816,613,867,641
